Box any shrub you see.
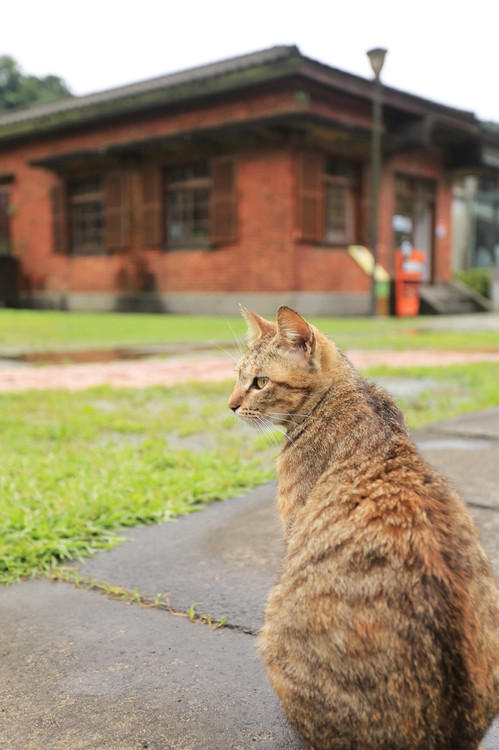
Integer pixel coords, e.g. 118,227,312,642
453,268,491,299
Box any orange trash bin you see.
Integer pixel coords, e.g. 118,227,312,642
394,248,426,317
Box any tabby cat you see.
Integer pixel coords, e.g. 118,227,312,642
228,305,499,750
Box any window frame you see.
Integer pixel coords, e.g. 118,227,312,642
296,152,359,247
323,173,356,246
68,176,105,256
164,165,212,249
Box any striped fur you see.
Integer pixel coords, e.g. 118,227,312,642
229,306,499,750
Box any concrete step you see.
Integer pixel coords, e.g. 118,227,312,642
420,282,491,315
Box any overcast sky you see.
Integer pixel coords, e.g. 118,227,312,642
4,0,499,122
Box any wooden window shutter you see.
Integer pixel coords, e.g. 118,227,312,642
140,166,163,248
211,157,237,245
105,172,129,252
51,180,69,254
297,152,324,243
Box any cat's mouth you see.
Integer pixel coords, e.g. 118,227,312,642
235,408,276,430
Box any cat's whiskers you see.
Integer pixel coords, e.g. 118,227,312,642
259,415,295,445
226,321,245,357
276,427,295,445
267,411,316,419
253,416,267,438
251,414,283,446
254,415,280,445
266,412,315,431
269,416,301,428
216,346,239,365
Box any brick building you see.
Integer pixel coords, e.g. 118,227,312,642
0,46,491,314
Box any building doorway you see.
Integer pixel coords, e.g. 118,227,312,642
471,174,499,268
392,175,435,282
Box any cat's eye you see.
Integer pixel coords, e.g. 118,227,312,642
253,376,269,390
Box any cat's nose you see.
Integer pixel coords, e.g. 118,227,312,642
228,395,242,412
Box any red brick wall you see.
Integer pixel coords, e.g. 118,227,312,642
295,246,370,292
0,94,453,298
0,92,303,296
2,141,303,296
117,148,296,294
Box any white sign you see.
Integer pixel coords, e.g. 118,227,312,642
393,214,412,232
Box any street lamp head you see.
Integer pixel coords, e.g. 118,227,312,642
367,47,387,79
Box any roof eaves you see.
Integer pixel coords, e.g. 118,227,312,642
298,54,478,131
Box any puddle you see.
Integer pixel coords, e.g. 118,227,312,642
417,438,492,451
1,341,237,365
0,359,30,368
9,348,153,364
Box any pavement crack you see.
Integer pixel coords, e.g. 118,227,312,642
45,567,258,635
467,501,499,512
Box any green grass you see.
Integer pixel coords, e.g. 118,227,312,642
47,568,228,628
365,362,499,429
0,382,279,583
1,309,498,353
1,363,498,584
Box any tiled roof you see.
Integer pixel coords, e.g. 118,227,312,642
0,44,481,143
0,45,298,128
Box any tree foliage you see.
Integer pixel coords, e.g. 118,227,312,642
0,55,72,114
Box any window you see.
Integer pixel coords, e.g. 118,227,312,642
69,178,104,255
0,186,11,256
324,160,355,244
297,154,359,245
139,159,236,250
165,164,211,247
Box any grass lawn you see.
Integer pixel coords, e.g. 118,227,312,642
0,382,278,584
1,362,498,584
366,362,499,429
1,308,498,353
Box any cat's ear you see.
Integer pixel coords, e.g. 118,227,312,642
239,304,276,344
276,306,316,357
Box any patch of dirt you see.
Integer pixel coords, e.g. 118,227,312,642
0,351,498,393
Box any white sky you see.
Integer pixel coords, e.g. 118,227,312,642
3,0,499,122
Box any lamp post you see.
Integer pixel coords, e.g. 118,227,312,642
367,47,387,316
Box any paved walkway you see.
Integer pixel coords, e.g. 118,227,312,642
1,348,499,392
1,410,498,749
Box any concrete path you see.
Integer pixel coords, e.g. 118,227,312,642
1,410,498,749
